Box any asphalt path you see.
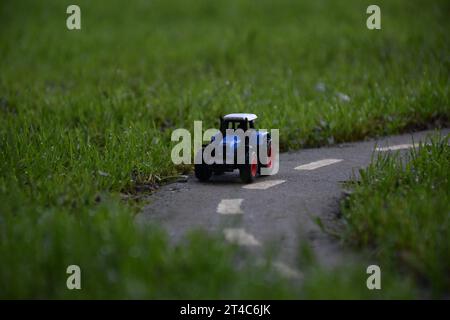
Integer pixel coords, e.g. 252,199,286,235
137,129,448,277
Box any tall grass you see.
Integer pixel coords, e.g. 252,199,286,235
0,197,301,299
341,134,450,296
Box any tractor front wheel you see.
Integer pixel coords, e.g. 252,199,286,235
195,163,212,181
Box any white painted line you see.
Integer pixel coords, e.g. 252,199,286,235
217,199,244,215
376,143,417,151
294,158,343,170
273,261,303,279
223,228,261,246
242,179,286,190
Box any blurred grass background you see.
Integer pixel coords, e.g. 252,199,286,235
0,0,448,298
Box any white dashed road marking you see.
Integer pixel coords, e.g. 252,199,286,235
223,228,261,246
217,199,244,215
273,261,303,279
295,158,343,170
376,143,417,151
242,179,286,190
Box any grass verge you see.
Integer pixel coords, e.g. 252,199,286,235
341,134,450,297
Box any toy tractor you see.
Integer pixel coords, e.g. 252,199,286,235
194,113,273,183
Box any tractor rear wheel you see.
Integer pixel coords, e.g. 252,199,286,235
239,150,258,183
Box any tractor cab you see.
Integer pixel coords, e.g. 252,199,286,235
220,113,257,135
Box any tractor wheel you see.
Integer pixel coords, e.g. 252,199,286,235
195,163,212,181
194,149,212,182
239,150,258,183
260,140,273,176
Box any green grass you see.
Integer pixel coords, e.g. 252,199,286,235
341,134,450,297
0,0,449,298
300,265,416,299
0,201,297,299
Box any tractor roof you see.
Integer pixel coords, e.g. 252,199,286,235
223,113,257,121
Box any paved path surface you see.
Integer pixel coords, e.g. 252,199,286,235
137,129,448,276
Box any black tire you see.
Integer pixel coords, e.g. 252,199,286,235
239,150,258,183
195,163,212,181
260,139,273,176
194,148,212,181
